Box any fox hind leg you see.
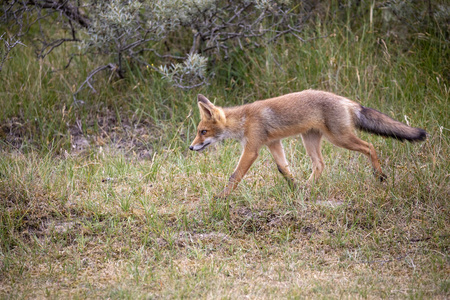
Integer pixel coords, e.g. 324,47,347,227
325,132,386,181
301,130,325,185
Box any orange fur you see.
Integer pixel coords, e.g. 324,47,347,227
189,90,426,198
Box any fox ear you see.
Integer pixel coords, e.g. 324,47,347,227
197,94,215,119
198,94,212,105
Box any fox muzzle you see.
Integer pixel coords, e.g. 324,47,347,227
189,141,211,151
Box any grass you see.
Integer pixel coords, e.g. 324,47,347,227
1,4,449,299
1,140,448,298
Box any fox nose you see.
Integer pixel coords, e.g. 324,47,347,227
189,146,194,151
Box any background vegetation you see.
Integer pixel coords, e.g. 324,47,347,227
1,0,449,298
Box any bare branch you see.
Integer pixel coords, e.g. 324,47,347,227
28,0,90,28
73,63,118,103
0,33,26,72
134,48,185,60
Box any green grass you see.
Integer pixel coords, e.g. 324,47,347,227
1,5,449,299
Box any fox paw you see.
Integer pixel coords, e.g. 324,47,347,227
213,193,227,200
378,173,387,182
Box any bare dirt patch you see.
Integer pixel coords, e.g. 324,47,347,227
1,107,163,159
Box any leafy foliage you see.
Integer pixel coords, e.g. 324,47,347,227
1,0,310,89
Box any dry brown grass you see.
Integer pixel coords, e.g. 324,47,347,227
1,127,448,298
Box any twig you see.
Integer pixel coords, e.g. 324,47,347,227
0,33,26,72
171,81,208,90
73,63,117,103
137,48,185,60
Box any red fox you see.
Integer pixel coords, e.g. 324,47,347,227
189,90,427,198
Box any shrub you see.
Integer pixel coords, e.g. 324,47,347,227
1,0,309,90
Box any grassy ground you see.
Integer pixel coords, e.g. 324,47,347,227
1,6,449,299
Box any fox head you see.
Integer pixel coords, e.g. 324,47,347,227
189,94,227,151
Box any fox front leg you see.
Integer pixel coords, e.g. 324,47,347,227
215,147,259,199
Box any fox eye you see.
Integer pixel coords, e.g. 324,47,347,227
200,130,207,135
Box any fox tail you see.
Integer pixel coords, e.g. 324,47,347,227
354,106,427,142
